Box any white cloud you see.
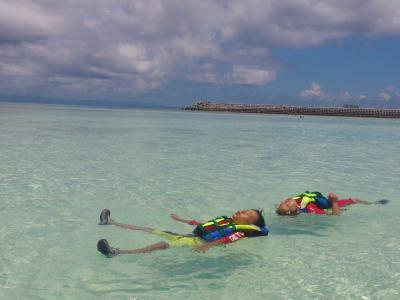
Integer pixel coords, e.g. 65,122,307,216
187,64,276,86
298,84,400,107
378,86,399,102
1,0,400,99
231,66,276,85
300,82,328,100
379,92,391,102
0,1,64,42
337,91,352,101
186,63,219,83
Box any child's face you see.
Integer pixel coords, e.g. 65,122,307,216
277,198,299,215
232,209,259,225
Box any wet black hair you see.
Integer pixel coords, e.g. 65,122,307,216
253,209,266,228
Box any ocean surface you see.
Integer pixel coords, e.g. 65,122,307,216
1,102,399,300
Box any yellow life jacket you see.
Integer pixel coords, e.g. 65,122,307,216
292,191,322,209
193,216,268,241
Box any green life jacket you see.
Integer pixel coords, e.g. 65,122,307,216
193,216,268,242
292,191,323,209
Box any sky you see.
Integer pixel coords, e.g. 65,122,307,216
0,0,400,108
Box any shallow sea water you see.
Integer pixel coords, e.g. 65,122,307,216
0,102,399,300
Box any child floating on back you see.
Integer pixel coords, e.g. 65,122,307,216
97,208,268,257
276,191,389,216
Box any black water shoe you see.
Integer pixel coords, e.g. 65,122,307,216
99,209,112,225
376,199,390,205
97,239,118,257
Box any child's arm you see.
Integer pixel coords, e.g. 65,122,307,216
192,232,246,253
170,213,201,225
328,193,340,215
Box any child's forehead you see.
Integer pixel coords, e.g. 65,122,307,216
278,203,287,210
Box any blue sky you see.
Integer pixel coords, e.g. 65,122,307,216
0,0,400,107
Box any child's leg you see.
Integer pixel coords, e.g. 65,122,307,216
118,241,170,254
97,239,169,256
99,209,155,233
109,220,154,233
351,198,370,205
339,198,389,205
337,198,367,206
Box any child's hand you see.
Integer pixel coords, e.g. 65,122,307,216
170,213,182,221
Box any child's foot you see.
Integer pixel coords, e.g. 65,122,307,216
99,209,113,225
97,239,119,257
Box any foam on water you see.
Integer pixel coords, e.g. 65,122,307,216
1,103,399,299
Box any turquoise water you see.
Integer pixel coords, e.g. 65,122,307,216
1,102,399,300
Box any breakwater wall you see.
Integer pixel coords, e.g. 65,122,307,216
184,102,400,118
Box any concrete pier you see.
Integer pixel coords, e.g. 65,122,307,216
184,101,400,119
